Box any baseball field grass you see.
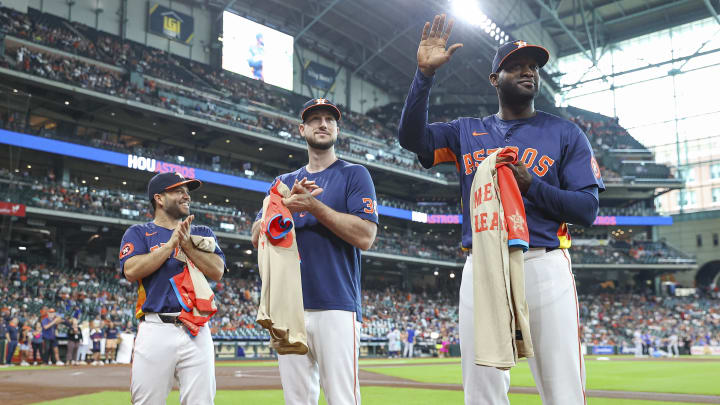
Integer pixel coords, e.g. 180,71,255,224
33,388,710,405
361,357,720,396
11,355,720,404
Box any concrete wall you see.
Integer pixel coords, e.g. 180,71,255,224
657,210,720,285
294,46,395,114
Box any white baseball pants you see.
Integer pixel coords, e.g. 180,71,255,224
278,310,361,405
459,249,586,405
131,313,216,405
404,342,414,358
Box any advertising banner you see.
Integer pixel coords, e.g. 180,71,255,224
148,3,194,43
0,201,26,217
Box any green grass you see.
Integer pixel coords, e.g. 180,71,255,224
362,360,720,396
34,389,707,405
217,356,462,368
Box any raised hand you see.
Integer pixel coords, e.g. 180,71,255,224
417,14,463,77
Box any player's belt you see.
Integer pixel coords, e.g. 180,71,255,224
140,313,181,325
529,247,558,253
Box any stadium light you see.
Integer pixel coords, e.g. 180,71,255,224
27,164,31,169
288,154,293,158
451,0,486,26
18,246,26,251
434,271,439,276
450,272,456,279
451,0,508,44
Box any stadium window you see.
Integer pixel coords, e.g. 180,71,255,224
696,234,702,248
711,164,720,180
714,233,719,247
712,188,720,204
679,168,696,183
677,191,695,207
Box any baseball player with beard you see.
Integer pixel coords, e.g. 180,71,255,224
119,172,226,405
398,14,604,405
252,98,378,405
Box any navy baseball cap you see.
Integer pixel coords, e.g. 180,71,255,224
492,40,550,73
147,172,201,202
300,98,341,122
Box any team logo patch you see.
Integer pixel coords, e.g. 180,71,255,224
515,40,528,48
508,211,525,232
591,156,601,179
119,242,134,260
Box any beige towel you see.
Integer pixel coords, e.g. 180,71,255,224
256,181,308,355
470,148,534,369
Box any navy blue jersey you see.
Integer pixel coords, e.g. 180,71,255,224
399,69,605,249
119,222,226,317
256,159,378,321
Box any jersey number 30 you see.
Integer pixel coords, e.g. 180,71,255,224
362,198,377,215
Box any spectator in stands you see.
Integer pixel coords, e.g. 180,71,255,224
17,325,31,366
5,317,19,365
104,320,119,364
41,308,63,365
404,324,416,358
31,323,43,365
65,318,81,365
0,316,8,365
77,320,91,364
90,320,103,366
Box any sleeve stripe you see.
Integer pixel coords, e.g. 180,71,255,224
508,239,529,253
433,147,460,172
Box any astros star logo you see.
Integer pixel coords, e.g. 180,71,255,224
316,98,327,105
508,211,525,232
515,41,527,48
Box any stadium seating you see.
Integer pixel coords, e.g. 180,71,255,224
2,6,678,184
1,263,717,347
0,169,465,261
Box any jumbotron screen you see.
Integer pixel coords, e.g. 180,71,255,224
222,11,294,90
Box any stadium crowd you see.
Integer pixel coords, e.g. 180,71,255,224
1,261,717,366
0,168,464,261
0,6,677,183
0,165,692,264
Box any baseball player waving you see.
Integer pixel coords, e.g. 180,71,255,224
252,98,378,405
120,172,226,405
398,14,605,405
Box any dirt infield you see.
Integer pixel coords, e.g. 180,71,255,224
1,362,718,404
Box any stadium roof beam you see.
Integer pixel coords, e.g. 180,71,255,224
532,0,596,65
703,0,720,25
599,0,695,26
352,24,415,75
294,0,344,42
214,0,238,21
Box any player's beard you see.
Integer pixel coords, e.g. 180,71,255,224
165,199,188,220
498,76,538,105
305,134,335,150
